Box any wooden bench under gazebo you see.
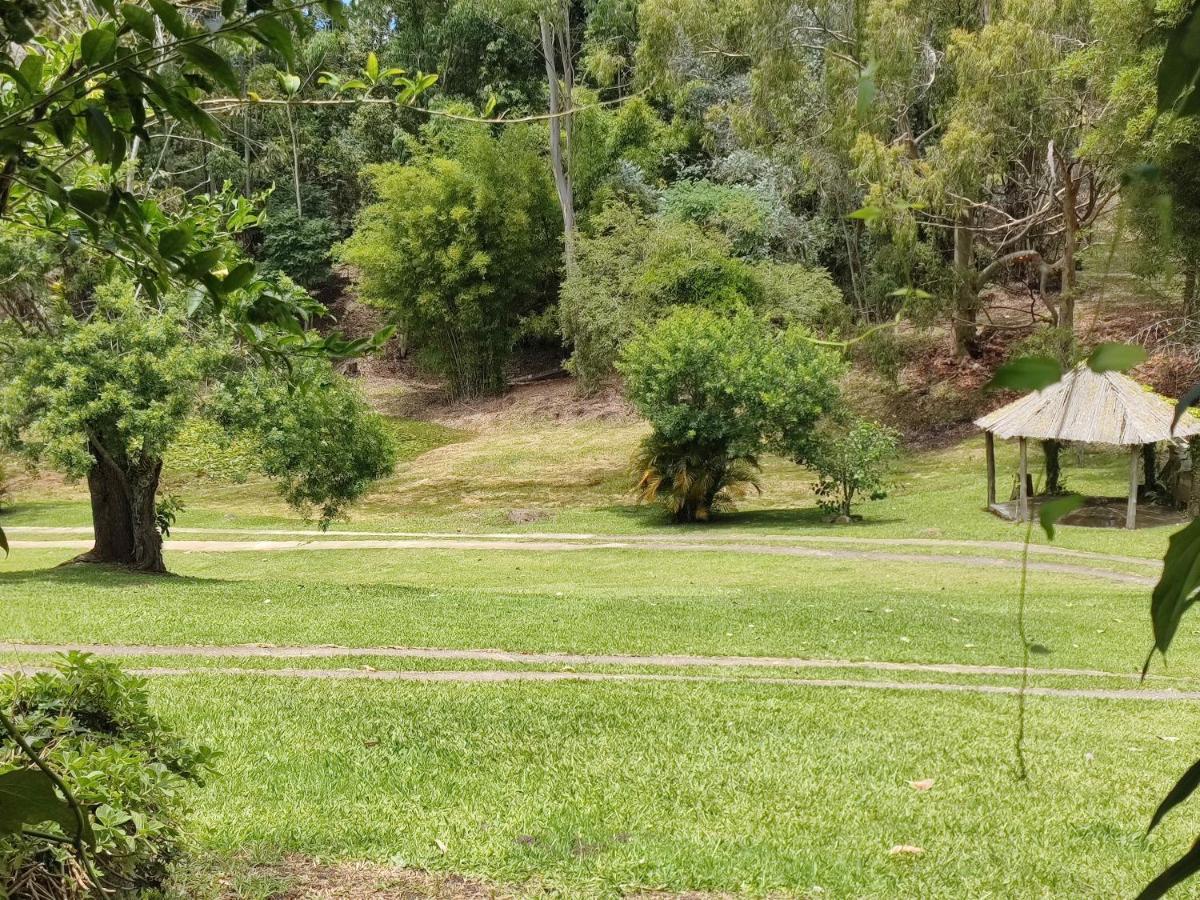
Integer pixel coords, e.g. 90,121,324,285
974,365,1200,529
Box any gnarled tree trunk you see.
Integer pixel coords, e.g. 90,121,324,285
952,214,978,357
74,441,165,573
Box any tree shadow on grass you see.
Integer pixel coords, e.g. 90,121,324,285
0,564,228,588
594,504,904,532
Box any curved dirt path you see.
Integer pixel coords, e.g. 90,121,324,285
5,536,1155,586
5,525,1163,568
0,641,1153,680
0,662,1192,702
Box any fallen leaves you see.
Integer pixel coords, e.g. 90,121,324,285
889,844,925,857
908,778,935,792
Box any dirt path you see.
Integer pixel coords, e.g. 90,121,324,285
5,525,1162,568
0,662,1191,702
0,641,1152,681
5,536,1155,586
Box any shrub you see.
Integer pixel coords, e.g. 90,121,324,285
619,306,843,522
561,203,847,391
0,653,215,898
337,125,560,398
258,206,340,290
807,418,900,520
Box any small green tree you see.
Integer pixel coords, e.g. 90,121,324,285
0,270,396,573
338,123,560,398
807,419,900,520
619,306,843,522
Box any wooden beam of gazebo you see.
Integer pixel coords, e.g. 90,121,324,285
974,365,1200,528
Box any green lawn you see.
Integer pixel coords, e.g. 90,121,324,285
3,422,1198,896
0,419,1180,560
150,674,1200,898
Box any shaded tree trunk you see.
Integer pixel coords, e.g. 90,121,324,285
539,9,576,273
952,214,978,357
1042,439,1061,495
1142,443,1159,498
75,443,165,573
1185,264,1198,321
1058,160,1078,335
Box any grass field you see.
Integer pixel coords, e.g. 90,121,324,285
2,415,1198,897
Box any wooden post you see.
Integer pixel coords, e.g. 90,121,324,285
1127,445,1140,530
1018,437,1029,523
985,431,996,507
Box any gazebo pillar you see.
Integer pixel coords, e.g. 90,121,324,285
1126,445,1140,529
1018,437,1029,522
985,431,996,507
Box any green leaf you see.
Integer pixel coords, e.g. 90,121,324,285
18,53,44,92
847,205,883,222
1087,342,1147,373
121,3,158,40
80,27,118,66
986,356,1062,392
252,15,294,65
1149,758,1200,835
47,109,75,148
179,44,239,92
67,188,110,215
1158,3,1200,115
1173,383,1200,432
1147,517,1200,670
1038,494,1083,540
148,0,189,39
221,0,237,16
1136,836,1200,900
365,51,379,82
157,226,191,257
83,107,114,164
278,72,301,95
0,768,90,843
222,261,257,292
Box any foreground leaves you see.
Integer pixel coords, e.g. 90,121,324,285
1146,518,1200,673
0,768,92,843
986,356,1062,392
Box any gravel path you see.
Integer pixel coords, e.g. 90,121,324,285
5,525,1162,568
5,536,1155,586
0,662,1191,702
0,641,1151,680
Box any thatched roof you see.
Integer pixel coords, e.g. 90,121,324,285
975,365,1200,445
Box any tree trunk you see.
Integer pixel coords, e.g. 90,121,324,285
1058,156,1078,336
1042,439,1061,495
1185,265,1198,321
952,214,978,357
75,446,165,573
1143,443,1159,498
539,10,576,273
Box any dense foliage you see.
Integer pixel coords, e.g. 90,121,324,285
338,123,560,397
0,258,396,571
619,306,843,521
0,654,214,898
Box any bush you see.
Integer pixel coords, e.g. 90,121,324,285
0,654,215,898
807,418,900,520
258,206,340,290
208,362,398,525
337,125,560,398
561,202,847,391
619,306,843,522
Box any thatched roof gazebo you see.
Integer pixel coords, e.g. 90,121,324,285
974,365,1200,528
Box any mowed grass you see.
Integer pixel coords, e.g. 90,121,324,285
0,414,1180,560
0,545,1192,678
4,412,1198,896
151,674,1200,898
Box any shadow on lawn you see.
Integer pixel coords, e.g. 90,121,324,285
0,565,228,588
595,504,904,531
